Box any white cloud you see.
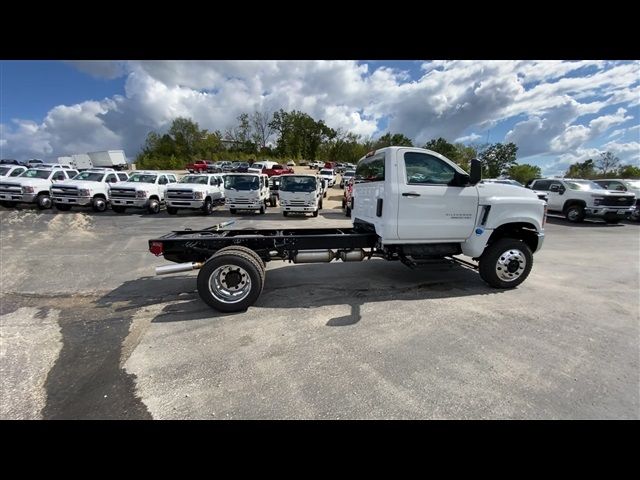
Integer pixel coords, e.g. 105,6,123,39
2,60,639,166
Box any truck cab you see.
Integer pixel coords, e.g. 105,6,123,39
51,167,128,212
109,171,178,214
353,147,546,259
279,174,324,217
224,173,270,214
528,178,635,223
166,173,225,215
0,165,79,209
0,165,28,179
592,178,640,221
318,168,336,187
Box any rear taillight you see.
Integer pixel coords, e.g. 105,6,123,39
149,241,164,256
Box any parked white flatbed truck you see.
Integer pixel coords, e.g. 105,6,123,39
149,147,546,312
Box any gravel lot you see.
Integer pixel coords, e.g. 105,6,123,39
1,185,638,419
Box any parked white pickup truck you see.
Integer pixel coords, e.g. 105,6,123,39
318,168,336,187
166,173,225,215
527,178,635,223
279,174,324,217
224,173,270,214
109,171,178,214
51,168,129,212
0,166,79,209
0,165,28,180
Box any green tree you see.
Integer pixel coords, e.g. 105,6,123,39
168,117,204,159
269,109,336,160
596,151,620,175
507,164,542,184
565,159,596,178
616,164,640,178
424,137,458,160
479,142,518,177
374,132,413,149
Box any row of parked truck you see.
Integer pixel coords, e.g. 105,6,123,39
0,163,339,217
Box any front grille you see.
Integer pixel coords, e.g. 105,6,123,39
288,200,308,206
0,182,22,194
227,198,253,204
110,188,136,198
51,186,79,197
600,196,634,207
167,189,194,200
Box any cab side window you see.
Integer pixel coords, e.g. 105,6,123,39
106,174,117,183
10,168,25,177
532,180,551,191
355,155,384,182
117,173,128,181
66,170,79,179
53,171,66,181
404,152,456,185
158,176,168,185
168,175,177,183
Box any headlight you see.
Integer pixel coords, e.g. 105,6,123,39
78,189,90,196
136,190,147,198
22,186,35,193
194,191,204,200
592,196,605,206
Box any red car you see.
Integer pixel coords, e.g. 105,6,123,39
342,177,354,217
186,160,215,173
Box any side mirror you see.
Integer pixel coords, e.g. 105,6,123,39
549,184,560,192
451,171,470,187
469,158,482,185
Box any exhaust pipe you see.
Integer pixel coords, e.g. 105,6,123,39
155,262,204,275
293,250,336,263
339,249,366,262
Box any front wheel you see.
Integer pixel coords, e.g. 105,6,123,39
564,204,585,223
196,248,265,312
36,194,52,210
92,197,107,212
478,238,533,289
147,199,160,214
259,205,265,214
202,198,213,215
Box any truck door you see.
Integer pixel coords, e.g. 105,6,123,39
396,150,478,241
533,180,562,210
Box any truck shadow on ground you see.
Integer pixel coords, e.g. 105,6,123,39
545,216,627,228
97,260,504,329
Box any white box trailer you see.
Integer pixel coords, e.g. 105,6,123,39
87,150,128,170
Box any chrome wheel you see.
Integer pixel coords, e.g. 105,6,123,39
567,208,579,221
208,265,252,304
495,249,527,282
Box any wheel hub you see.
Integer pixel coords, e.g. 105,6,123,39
495,249,526,282
209,265,251,303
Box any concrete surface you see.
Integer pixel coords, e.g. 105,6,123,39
1,198,638,419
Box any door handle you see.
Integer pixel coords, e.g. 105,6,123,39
402,192,421,197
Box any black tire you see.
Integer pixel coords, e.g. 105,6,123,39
217,245,266,271
259,205,265,214
55,204,72,211
197,248,265,312
167,206,178,215
283,211,289,217
345,206,351,217
147,199,160,214
323,191,327,198
230,208,237,214
112,205,126,213
342,198,346,208
92,197,107,212
564,204,585,223
202,198,213,215
270,198,277,207
312,209,319,217
0,201,14,208
36,194,52,210
479,238,534,289
319,201,323,209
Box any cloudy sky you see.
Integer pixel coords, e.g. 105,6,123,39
1,60,638,175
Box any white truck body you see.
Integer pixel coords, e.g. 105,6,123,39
224,173,270,213
51,168,128,212
319,168,336,187
0,166,79,209
166,174,225,214
59,154,93,170
248,161,278,174
278,174,323,216
0,165,28,179
109,171,178,213
593,178,640,221
528,178,635,223
353,147,546,258
87,150,128,170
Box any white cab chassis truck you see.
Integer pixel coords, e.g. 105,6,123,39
279,174,324,217
109,171,177,214
166,173,225,215
0,166,79,209
51,168,128,212
149,147,546,312
224,173,270,214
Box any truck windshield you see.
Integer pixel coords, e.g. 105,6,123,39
225,175,259,190
73,172,104,182
320,169,333,176
128,174,157,183
180,176,208,184
343,171,355,178
20,170,51,179
0,167,10,176
625,181,640,189
565,181,603,191
280,176,316,192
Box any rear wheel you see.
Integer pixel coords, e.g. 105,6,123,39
92,197,107,212
202,198,213,215
564,204,585,223
479,238,533,289
197,248,265,312
259,205,265,214
55,204,72,211
167,206,178,215
313,209,319,217
36,194,52,210
112,205,126,213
